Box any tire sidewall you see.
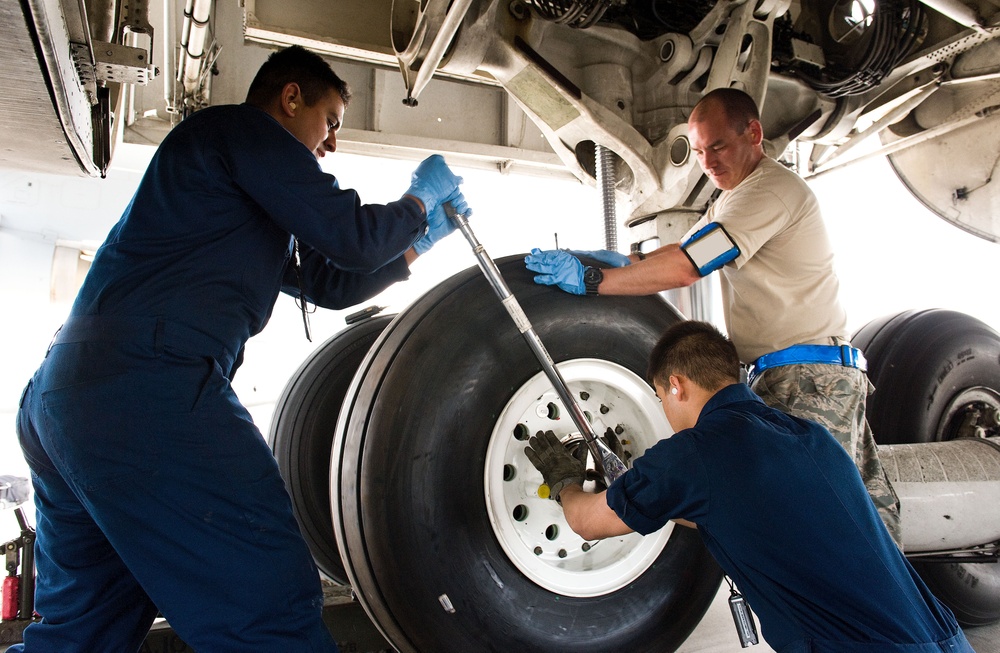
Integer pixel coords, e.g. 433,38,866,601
270,314,394,583
341,258,721,652
857,309,1000,444
855,309,1000,625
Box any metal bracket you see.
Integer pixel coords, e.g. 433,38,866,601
69,42,98,103
904,541,1000,563
92,41,156,85
120,0,154,37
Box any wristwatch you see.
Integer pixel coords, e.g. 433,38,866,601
583,266,603,296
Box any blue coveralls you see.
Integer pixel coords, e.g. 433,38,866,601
13,104,427,652
607,383,974,653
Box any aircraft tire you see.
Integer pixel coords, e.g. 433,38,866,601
854,308,1000,626
853,308,1000,445
269,313,395,584
331,255,722,653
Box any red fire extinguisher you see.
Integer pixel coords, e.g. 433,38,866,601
2,574,20,620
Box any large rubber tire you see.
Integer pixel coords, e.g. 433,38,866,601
333,256,722,653
852,309,1000,445
853,309,1000,626
269,314,394,584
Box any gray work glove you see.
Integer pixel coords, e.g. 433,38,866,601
601,427,629,465
524,430,586,502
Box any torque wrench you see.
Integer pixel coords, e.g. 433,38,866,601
444,203,627,485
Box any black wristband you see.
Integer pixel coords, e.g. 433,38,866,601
583,266,603,296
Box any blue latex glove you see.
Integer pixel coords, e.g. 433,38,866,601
404,154,463,215
524,248,585,295
413,188,471,255
567,249,631,268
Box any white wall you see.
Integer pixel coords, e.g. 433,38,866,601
813,156,1000,334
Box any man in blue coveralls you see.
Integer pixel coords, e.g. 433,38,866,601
13,45,469,652
525,321,973,653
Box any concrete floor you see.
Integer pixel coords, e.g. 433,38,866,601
678,584,998,652
3,580,997,651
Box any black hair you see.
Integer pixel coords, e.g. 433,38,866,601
245,45,351,108
647,321,741,392
692,88,760,134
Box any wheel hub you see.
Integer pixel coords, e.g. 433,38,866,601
484,358,673,597
937,386,1000,441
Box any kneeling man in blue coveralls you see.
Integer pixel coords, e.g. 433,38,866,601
526,321,973,653
14,45,469,652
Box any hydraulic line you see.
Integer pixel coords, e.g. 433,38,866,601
798,0,925,97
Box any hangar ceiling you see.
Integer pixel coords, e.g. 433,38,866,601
1,0,572,181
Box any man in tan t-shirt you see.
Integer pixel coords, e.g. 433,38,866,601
525,87,901,545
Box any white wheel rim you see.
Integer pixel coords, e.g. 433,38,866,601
484,358,674,597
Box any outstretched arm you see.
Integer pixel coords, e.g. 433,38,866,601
597,244,701,295
525,243,701,297
558,485,634,540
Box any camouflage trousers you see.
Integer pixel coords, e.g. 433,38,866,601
750,363,903,548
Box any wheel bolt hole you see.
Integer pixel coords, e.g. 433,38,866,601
533,546,543,556
545,524,559,540
582,542,592,552
600,404,610,414
558,549,567,558
579,391,590,400
513,423,529,441
512,504,528,521
546,402,560,420
503,464,516,481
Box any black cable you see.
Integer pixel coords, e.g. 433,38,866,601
797,0,924,97
525,0,614,29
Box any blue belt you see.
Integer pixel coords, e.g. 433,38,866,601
747,344,867,386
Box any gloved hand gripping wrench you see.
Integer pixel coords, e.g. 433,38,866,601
444,203,628,485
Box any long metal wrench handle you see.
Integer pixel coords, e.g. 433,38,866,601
444,203,627,484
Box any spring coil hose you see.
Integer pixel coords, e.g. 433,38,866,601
596,145,618,251
800,0,925,97
525,0,615,28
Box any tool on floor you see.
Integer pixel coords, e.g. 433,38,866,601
2,476,36,645
445,203,627,486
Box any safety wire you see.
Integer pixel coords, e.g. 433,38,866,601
293,238,316,342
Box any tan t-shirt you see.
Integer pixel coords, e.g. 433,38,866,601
686,157,849,363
